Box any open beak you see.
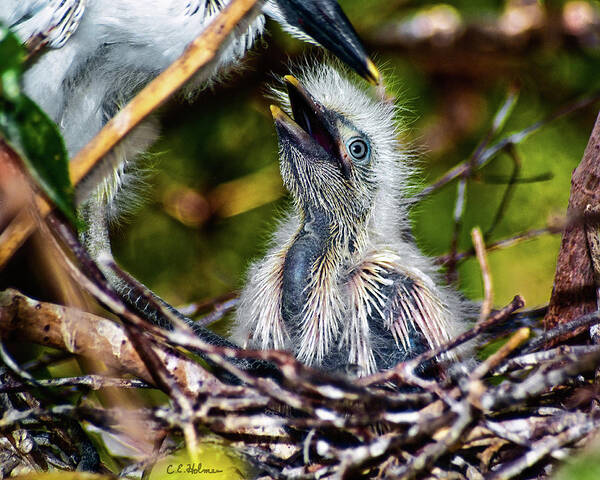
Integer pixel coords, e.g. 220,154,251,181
274,0,380,85
270,75,352,177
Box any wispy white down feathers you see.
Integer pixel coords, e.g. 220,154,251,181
234,63,472,375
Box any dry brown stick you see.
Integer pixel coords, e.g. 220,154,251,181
494,344,600,375
437,227,553,265
42,218,233,458
359,296,525,387
0,375,151,393
0,0,262,271
471,226,493,322
47,214,329,417
525,310,600,354
489,417,600,480
177,293,239,325
395,400,474,480
380,329,531,478
545,110,600,336
467,327,530,413
0,289,257,402
42,215,194,400
472,327,530,381
482,347,600,411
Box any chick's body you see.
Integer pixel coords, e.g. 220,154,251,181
233,65,470,376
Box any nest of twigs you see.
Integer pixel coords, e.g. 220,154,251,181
2,111,600,480
2,0,600,477
1,249,600,480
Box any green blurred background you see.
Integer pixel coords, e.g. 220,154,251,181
112,0,600,326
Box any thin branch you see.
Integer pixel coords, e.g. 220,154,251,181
489,417,600,480
0,375,151,393
437,226,553,266
415,92,600,201
493,345,600,375
359,296,525,387
0,288,239,396
484,144,521,239
472,226,493,322
446,177,467,284
524,310,600,354
177,293,239,326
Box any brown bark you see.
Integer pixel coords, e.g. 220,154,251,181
0,140,29,225
544,112,600,337
0,288,234,397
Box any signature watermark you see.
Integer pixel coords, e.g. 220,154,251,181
166,463,224,475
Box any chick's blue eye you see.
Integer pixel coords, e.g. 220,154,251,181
346,137,369,162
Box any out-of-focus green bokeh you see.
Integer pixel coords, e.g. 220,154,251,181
113,0,600,323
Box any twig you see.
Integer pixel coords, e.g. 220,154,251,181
481,172,553,185
482,348,600,411
524,310,600,354
177,293,239,326
99,254,277,379
394,400,474,480
359,296,525,387
493,345,600,375
471,227,493,322
446,177,467,284
437,227,553,266
442,87,519,282
467,327,530,416
437,209,600,267
471,328,530,382
0,339,40,386
484,144,521,239
0,375,151,393
488,416,600,480
415,92,600,201
0,288,240,396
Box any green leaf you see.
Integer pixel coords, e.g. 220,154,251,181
0,26,25,78
0,25,77,225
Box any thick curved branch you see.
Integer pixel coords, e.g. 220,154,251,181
0,288,241,398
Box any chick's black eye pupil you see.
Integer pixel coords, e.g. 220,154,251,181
349,139,367,160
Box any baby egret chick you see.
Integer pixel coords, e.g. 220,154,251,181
233,65,470,375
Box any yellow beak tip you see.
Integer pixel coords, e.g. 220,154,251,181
366,59,381,85
283,75,300,88
269,104,283,118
